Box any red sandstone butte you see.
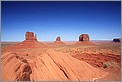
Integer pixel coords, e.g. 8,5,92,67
25,31,37,41
13,31,46,48
54,36,65,44
76,34,94,46
79,34,89,41
56,36,61,41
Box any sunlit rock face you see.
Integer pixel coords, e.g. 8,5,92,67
76,34,93,46
54,36,64,44
12,32,46,48
2,52,32,81
79,34,89,41
56,36,61,41
25,31,37,41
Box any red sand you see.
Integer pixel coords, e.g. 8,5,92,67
1,40,121,81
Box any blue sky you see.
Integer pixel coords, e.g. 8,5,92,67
1,1,121,41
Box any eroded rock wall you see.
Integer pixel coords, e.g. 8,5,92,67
79,34,89,41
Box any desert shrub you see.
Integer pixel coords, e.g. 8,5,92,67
103,64,108,68
103,61,119,68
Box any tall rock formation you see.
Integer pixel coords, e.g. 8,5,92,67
13,31,46,48
56,36,61,41
25,32,37,41
76,34,93,46
54,36,64,44
79,34,89,41
113,38,121,42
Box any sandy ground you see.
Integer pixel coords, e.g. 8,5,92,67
1,41,121,81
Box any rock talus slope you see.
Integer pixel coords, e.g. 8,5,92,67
14,40,46,48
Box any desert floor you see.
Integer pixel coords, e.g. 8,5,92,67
1,41,121,81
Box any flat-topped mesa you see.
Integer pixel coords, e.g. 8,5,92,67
25,31,37,41
56,36,61,41
113,38,121,42
79,34,89,41
76,34,93,46
12,31,47,48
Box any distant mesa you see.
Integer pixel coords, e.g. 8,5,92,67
79,34,89,41
25,31,37,41
54,36,65,44
113,38,121,42
76,34,94,46
56,36,61,41
14,31,46,48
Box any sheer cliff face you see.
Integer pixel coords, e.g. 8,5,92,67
7,32,46,48
56,36,61,41
76,34,94,46
25,32,37,41
54,36,65,44
79,34,89,41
